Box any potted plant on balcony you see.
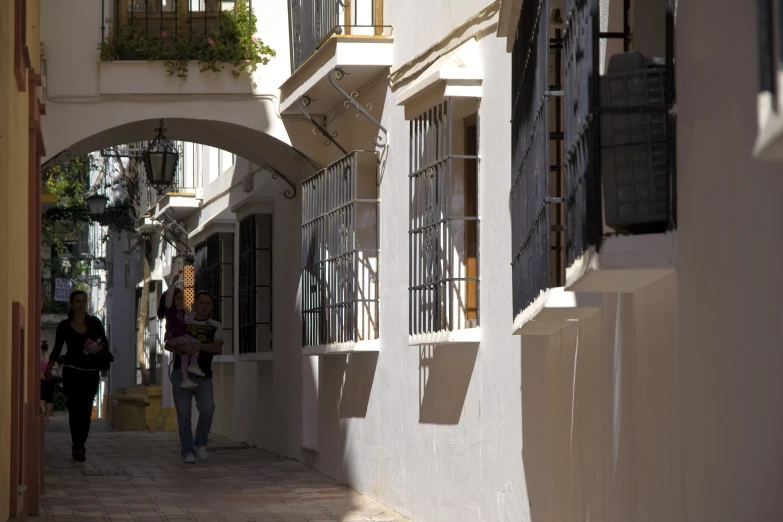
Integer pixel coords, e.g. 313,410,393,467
98,0,275,80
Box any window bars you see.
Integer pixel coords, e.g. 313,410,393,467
301,152,379,348
194,234,224,322
106,0,249,58
238,215,273,353
510,0,563,317
409,99,480,336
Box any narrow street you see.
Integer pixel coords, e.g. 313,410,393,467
37,416,406,522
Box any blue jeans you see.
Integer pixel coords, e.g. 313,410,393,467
171,371,215,457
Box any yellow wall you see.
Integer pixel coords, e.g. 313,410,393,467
0,0,41,517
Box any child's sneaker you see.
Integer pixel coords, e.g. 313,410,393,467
181,379,198,389
188,365,205,377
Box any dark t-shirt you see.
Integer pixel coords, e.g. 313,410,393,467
51,316,109,370
172,314,222,379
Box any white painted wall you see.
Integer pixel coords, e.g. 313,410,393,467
677,1,783,520
39,0,293,164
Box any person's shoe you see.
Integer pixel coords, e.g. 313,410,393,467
183,453,196,464
188,365,205,377
72,450,86,463
180,380,199,389
197,446,208,460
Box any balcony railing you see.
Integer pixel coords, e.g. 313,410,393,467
102,0,253,60
287,0,387,72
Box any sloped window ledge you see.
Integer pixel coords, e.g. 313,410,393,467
565,232,677,293
395,37,483,120
408,328,481,346
753,90,783,159
302,340,380,356
513,287,602,336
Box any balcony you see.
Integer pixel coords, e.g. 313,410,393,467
98,0,269,94
510,0,676,332
280,0,392,115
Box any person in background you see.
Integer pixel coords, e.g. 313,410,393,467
158,271,204,389
165,290,224,464
40,341,55,420
45,290,109,462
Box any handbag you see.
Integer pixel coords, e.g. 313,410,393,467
49,363,62,384
94,348,114,372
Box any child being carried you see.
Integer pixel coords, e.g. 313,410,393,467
158,270,203,389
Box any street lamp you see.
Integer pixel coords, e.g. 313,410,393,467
86,193,109,215
142,119,179,191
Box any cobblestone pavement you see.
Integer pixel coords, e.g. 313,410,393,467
37,416,407,522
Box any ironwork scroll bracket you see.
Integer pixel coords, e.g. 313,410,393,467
296,96,349,155
41,149,74,173
328,68,389,148
151,214,190,254
262,163,297,200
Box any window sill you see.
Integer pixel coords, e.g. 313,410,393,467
408,327,481,346
512,287,602,336
213,352,273,363
754,89,783,159
302,339,380,356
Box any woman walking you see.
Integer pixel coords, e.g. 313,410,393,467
45,290,112,462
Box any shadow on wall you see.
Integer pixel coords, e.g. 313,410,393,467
336,352,379,419
419,344,479,425
520,274,681,522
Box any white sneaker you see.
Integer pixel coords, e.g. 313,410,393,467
180,380,199,389
197,446,208,460
188,365,205,377
183,453,196,464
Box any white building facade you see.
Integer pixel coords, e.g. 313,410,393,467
39,0,783,520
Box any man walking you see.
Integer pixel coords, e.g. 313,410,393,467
165,290,224,463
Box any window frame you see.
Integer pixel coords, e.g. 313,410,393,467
408,98,480,337
238,214,273,354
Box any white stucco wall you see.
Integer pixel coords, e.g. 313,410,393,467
39,0,294,164
677,2,783,520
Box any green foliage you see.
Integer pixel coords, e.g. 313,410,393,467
98,0,276,80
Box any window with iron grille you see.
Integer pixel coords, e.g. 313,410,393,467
238,215,272,353
194,234,234,335
409,99,479,336
301,152,379,348
510,0,565,318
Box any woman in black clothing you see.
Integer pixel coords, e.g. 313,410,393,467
45,290,110,462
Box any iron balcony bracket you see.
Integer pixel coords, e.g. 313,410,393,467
152,214,190,255
296,96,350,156
262,163,297,200
328,67,389,148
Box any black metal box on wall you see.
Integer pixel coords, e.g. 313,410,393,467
600,52,674,233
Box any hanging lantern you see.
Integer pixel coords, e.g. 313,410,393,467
86,193,109,215
142,119,179,190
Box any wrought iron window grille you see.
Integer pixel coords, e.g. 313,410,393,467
238,215,273,353
301,151,379,347
409,99,480,336
194,233,234,327
511,0,565,317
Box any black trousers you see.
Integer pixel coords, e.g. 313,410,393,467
63,367,100,453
